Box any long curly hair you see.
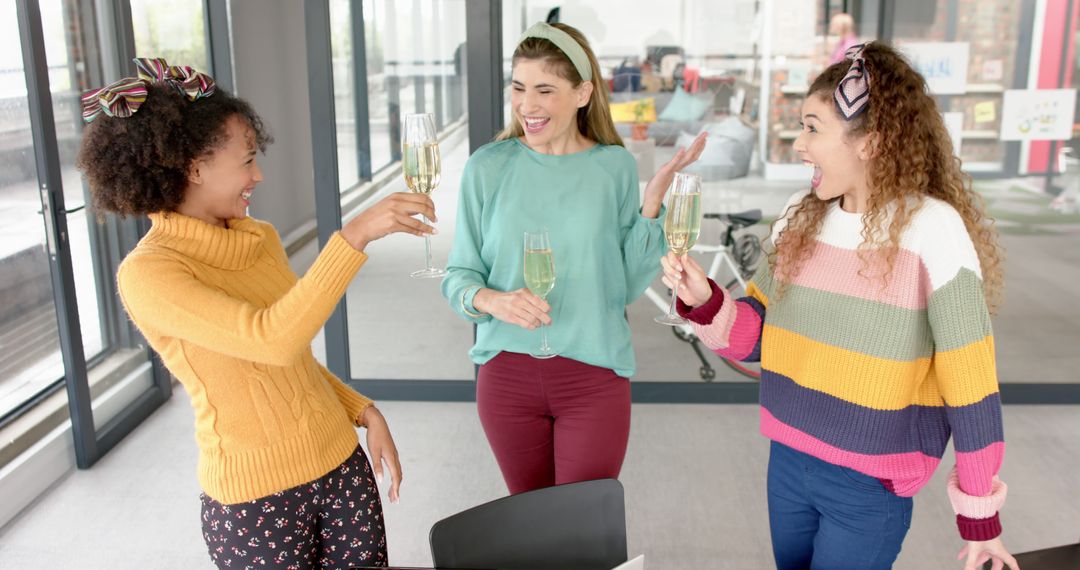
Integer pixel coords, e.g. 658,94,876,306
771,42,1004,312
496,22,623,146
77,83,272,217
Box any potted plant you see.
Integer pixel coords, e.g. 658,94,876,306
630,99,651,141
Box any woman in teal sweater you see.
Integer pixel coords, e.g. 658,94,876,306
442,22,704,494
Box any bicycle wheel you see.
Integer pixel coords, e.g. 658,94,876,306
721,233,764,291
734,233,763,279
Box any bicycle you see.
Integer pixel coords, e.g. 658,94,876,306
643,209,765,381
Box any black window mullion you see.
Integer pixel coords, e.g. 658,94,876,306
350,0,373,181
17,0,96,467
204,0,234,92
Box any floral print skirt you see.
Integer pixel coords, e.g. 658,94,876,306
200,445,387,569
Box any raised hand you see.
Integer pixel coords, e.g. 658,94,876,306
341,192,438,251
642,132,708,218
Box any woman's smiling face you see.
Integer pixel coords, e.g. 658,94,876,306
510,58,592,152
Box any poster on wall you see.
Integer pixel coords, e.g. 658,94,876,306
899,42,970,95
1000,89,1078,141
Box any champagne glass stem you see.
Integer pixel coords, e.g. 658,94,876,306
667,279,681,318
422,214,434,271
540,322,550,352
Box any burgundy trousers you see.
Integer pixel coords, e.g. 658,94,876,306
476,351,632,495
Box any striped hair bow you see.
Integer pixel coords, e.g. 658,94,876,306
834,42,870,120
81,58,215,123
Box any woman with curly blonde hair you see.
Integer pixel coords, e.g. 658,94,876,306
660,43,1017,569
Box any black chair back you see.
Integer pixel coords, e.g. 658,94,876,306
429,479,628,570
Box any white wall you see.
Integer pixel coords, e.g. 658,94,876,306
229,0,316,239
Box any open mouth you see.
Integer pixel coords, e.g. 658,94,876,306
803,161,822,189
241,190,252,205
522,116,550,134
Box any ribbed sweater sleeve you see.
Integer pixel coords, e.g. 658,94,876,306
118,232,367,367
317,363,375,426
919,202,1006,540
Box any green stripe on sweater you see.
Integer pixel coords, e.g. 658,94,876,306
927,268,993,352
767,284,934,361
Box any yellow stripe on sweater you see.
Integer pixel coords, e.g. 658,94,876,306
763,326,938,410
932,335,999,407
747,280,770,309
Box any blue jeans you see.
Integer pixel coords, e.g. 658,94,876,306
767,441,913,570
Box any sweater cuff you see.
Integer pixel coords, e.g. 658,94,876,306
676,279,725,324
324,372,375,428
946,467,1007,519
957,513,1002,541
639,203,666,223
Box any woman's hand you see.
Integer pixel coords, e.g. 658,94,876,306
642,132,708,218
958,538,1020,570
362,406,402,503
660,252,714,307
473,287,551,330
341,192,438,251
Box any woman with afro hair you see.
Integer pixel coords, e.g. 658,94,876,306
78,59,434,568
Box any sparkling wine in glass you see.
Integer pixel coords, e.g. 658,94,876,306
402,113,446,278
656,172,702,325
524,229,557,359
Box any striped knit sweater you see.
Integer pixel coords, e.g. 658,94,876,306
679,191,1007,541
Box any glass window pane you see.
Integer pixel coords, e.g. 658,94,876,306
366,0,394,172
40,0,109,362
892,0,1021,171
442,0,467,127
0,1,65,419
345,0,472,381
331,0,360,190
493,1,773,381
129,0,208,72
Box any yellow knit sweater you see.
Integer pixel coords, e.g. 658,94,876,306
117,212,374,504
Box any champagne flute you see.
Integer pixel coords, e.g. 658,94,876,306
655,172,703,325
524,229,557,359
402,113,446,278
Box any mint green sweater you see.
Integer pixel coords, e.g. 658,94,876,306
441,138,666,377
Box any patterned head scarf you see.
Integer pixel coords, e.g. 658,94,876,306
81,58,215,123
834,43,870,120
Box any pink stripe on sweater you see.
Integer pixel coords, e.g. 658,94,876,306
694,286,735,349
694,293,762,361
760,407,940,497
955,442,1005,496
784,241,931,310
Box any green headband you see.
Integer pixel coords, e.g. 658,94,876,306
518,22,593,81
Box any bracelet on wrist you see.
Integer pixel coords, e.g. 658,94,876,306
461,285,487,318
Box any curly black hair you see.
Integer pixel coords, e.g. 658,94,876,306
76,83,272,216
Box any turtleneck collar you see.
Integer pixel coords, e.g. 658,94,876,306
144,212,266,270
